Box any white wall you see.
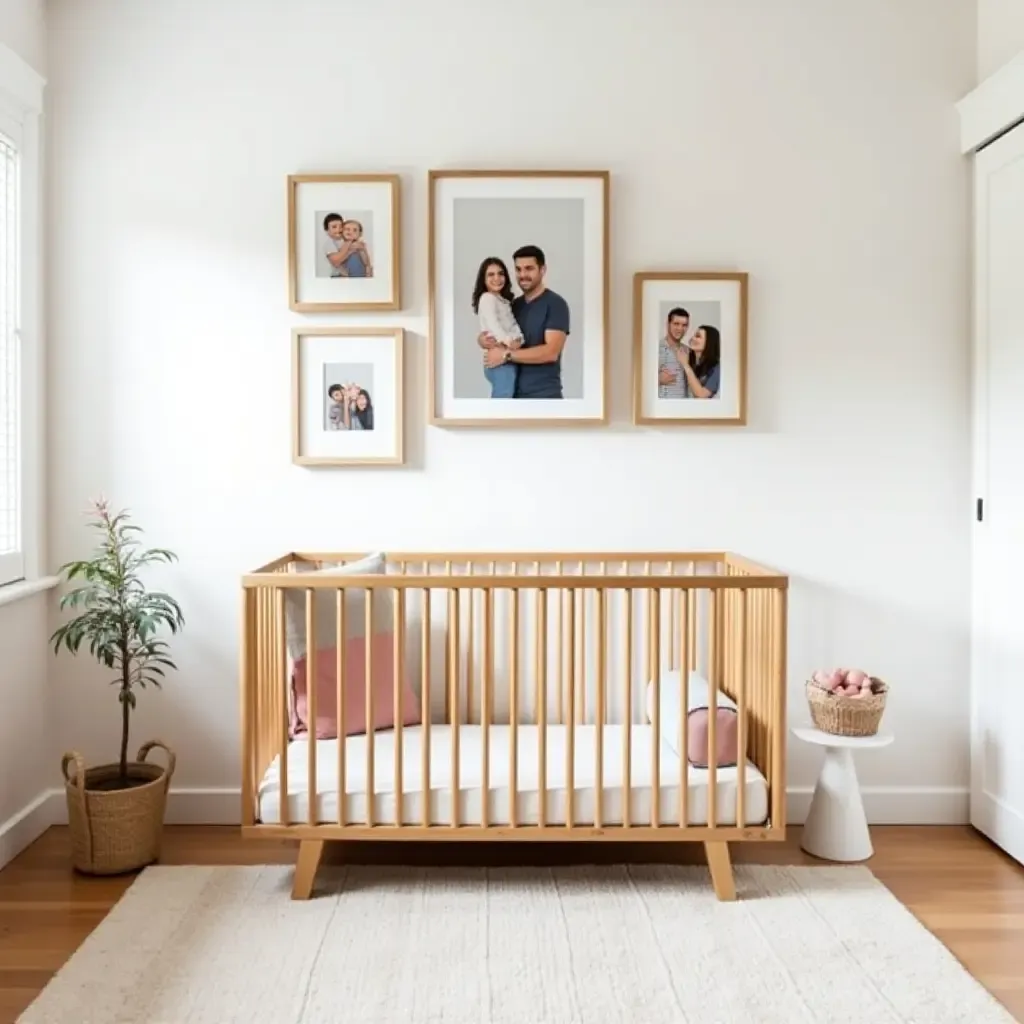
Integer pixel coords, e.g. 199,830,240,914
45,0,977,823
0,0,50,866
978,0,1024,82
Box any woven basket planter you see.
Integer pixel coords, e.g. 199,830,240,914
805,679,889,738
60,740,176,875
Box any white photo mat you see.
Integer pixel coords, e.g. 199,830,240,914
636,274,747,424
289,175,399,310
292,329,403,465
430,172,608,424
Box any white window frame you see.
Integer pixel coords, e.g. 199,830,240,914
0,42,47,602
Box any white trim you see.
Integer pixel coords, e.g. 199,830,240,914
32,784,972,829
0,788,59,870
956,50,1024,154
0,41,46,588
0,572,57,608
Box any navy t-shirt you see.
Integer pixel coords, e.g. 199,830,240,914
511,289,570,398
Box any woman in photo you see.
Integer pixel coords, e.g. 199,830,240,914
349,387,374,430
471,257,523,398
677,325,721,398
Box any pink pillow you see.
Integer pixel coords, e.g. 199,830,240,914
289,632,422,740
687,707,739,769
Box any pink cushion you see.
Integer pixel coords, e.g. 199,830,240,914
687,707,739,768
289,632,422,740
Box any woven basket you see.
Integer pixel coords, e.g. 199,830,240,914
805,679,889,737
61,740,176,875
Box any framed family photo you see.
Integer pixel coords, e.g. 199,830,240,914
632,271,748,426
428,169,609,427
287,173,401,312
291,327,404,466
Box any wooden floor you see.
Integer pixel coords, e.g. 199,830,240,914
1,824,1022,1022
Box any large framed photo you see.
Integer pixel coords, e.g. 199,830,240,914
291,327,404,466
428,169,609,427
287,173,401,312
633,271,748,426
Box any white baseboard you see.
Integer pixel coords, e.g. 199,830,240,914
0,789,60,870
2,784,971,861
787,785,969,826
47,784,974,829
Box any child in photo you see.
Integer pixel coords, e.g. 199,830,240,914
320,213,350,278
338,220,374,278
471,257,522,399
326,383,347,429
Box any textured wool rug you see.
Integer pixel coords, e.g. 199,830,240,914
18,863,1016,1024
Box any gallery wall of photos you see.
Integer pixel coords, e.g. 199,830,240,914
287,171,748,467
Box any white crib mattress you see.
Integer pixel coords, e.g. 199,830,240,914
256,724,769,828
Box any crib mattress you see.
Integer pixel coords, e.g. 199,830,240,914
256,724,769,828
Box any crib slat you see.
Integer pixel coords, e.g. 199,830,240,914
737,587,748,829
772,587,788,828
509,587,519,828
421,588,431,828
449,589,460,828
467,563,475,725
306,589,317,827
394,588,405,827
556,561,564,725
679,589,689,828
708,588,719,831
566,586,575,830
537,588,548,828
277,587,289,827
240,589,255,827
623,587,632,830
575,578,585,725
443,561,452,724
364,589,375,828
595,587,605,829
336,589,346,826
650,588,660,828
482,587,492,828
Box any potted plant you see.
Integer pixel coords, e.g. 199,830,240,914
51,497,185,875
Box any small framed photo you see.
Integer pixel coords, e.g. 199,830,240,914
287,173,401,312
428,169,609,427
291,327,404,466
632,271,748,426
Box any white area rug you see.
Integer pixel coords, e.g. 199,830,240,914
18,863,1016,1024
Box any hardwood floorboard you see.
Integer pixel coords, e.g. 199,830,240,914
0,824,1021,1022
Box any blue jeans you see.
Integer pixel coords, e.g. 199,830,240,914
485,362,517,399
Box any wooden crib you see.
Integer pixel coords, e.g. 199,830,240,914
239,552,788,901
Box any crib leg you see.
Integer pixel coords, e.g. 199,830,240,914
704,841,736,902
292,840,326,900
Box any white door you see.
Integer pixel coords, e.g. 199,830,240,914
971,120,1024,865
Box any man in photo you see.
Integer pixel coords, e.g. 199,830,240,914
479,245,570,399
318,213,363,278
658,306,690,398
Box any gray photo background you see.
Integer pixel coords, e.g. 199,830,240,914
322,361,375,430
314,208,375,279
452,197,585,400
657,299,721,390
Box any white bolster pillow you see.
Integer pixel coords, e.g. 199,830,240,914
645,669,739,768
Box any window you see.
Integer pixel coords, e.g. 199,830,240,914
0,43,44,592
0,117,22,585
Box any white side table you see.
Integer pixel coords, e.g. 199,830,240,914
792,726,894,862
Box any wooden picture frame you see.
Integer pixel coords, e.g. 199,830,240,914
291,326,404,466
287,173,401,312
632,271,748,426
427,169,610,427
